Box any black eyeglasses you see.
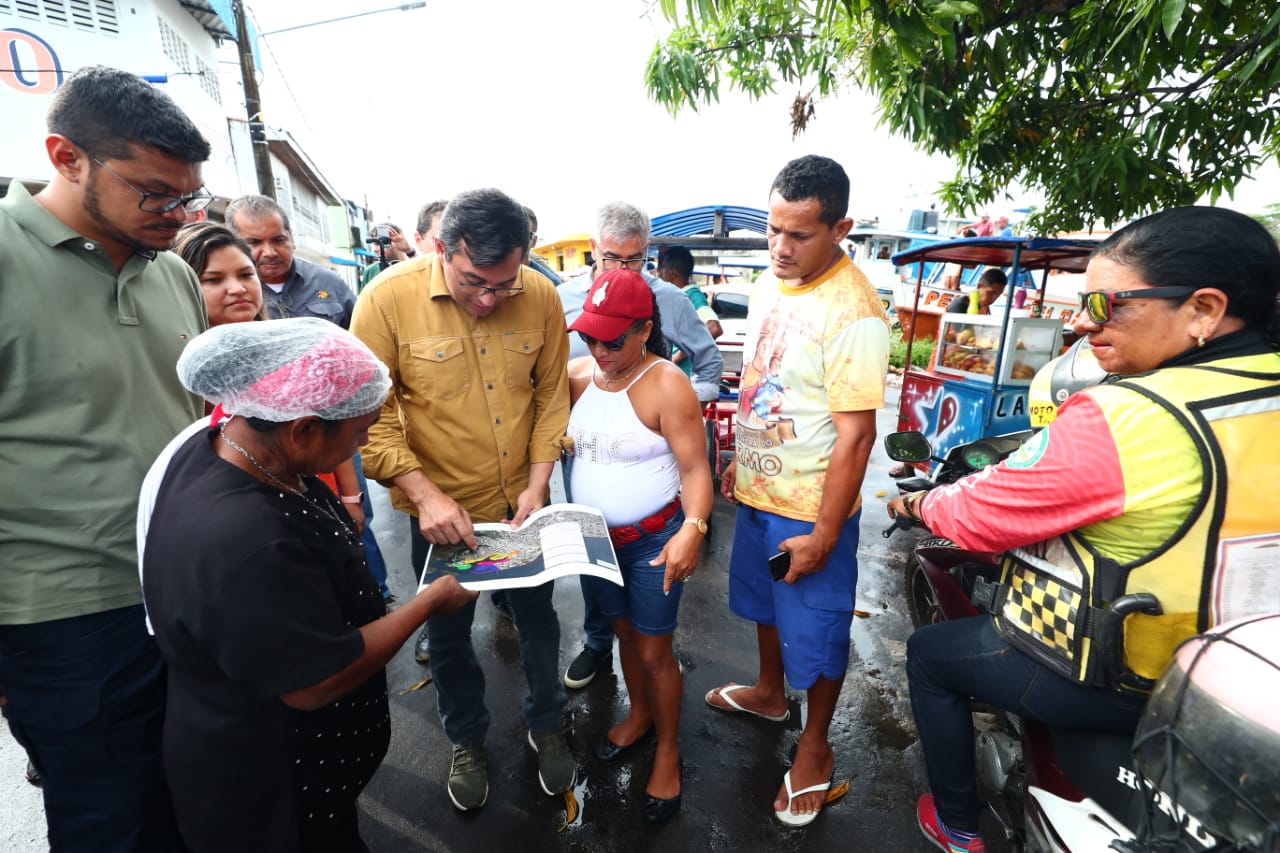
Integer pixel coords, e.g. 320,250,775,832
599,254,648,272
90,157,212,213
578,330,634,351
1078,287,1197,324
444,251,524,297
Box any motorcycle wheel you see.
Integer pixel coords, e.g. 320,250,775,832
905,551,945,629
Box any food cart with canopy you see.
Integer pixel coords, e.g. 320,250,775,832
889,236,1098,467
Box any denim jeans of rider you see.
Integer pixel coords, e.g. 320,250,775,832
907,615,1147,833
410,520,566,744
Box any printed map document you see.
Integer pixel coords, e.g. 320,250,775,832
417,503,622,592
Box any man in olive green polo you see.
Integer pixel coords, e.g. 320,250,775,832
0,66,210,852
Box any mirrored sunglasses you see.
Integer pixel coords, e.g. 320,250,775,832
1078,286,1197,324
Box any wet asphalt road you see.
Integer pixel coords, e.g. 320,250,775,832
2,384,1011,851
354,383,955,853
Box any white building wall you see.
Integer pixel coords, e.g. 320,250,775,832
2,1,355,270
0,0,233,193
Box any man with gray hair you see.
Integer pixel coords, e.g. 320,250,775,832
557,200,722,690
351,188,575,812
227,194,357,327
1,64,209,852
561,201,722,401
414,198,449,252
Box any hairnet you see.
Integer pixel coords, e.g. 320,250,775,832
177,317,391,422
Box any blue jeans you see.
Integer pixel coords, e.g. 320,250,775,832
0,605,182,853
352,453,390,598
907,615,1147,833
410,521,566,744
568,453,615,655
581,509,685,636
580,585,615,653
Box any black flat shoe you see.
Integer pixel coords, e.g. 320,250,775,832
642,791,681,823
594,725,655,763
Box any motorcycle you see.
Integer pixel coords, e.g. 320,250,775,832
881,431,1274,852
890,429,1033,493
884,430,1026,628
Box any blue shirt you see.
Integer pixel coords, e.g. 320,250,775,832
264,257,357,328
559,268,723,402
527,255,562,286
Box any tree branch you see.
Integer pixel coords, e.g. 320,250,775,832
696,30,823,57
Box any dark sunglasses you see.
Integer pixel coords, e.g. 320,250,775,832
1078,286,1197,324
577,330,633,351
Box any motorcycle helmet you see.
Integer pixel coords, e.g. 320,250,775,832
1130,613,1280,851
1027,336,1105,428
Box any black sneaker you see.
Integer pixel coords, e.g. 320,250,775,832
414,628,430,665
562,645,612,689
24,759,40,788
527,730,577,795
447,745,489,811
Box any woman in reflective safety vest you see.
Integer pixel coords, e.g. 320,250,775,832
886,206,1280,851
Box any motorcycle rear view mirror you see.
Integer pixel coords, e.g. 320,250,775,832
884,431,932,463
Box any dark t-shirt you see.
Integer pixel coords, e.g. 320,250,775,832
143,428,388,853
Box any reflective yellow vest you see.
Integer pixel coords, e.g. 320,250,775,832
993,355,1280,692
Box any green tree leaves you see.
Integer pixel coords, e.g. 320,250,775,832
645,0,1280,232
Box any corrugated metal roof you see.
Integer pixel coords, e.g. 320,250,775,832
178,0,235,41
892,236,1100,273
650,206,768,237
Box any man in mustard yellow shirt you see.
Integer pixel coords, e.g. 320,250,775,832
350,188,573,813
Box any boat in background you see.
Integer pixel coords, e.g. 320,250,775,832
846,226,950,329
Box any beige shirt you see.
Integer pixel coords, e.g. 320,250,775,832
350,254,569,523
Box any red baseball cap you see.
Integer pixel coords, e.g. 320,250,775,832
568,269,654,341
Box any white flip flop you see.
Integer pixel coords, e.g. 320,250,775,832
774,769,832,827
704,684,790,722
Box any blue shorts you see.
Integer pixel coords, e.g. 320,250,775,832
580,509,685,636
728,504,860,690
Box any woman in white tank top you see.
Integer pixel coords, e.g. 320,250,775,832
565,269,713,823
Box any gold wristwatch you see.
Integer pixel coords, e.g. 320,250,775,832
683,517,708,535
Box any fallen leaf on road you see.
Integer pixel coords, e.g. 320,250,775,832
398,678,433,695
853,609,871,618
875,490,887,498
826,779,851,804
559,789,580,831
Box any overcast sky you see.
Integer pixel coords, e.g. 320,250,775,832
238,0,1277,241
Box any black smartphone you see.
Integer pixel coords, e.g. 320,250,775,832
768,551,791,581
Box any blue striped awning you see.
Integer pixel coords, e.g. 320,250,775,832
650,206,768,237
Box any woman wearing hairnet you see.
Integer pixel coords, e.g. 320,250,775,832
140,318,476,853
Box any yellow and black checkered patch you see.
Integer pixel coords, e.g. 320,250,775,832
1002,568,1081,658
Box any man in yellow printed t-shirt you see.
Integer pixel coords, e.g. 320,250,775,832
705,155,890,828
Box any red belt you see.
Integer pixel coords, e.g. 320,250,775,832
608,498,681,548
